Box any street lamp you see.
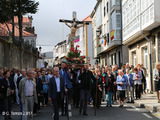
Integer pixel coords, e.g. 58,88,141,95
96,29,101,65
96,29,100,37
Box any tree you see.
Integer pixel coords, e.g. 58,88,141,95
16,0,39,43
0,0,15,42
15,0,39,69
0,0,39,43
0,0,11,24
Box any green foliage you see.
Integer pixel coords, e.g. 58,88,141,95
16,0,39,15
8,38,13,44
0,0,13,23
0,0,39,24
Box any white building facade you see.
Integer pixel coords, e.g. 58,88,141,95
91,0,128,67
122,0,160,92
54,40,67,65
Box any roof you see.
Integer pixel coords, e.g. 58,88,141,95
90,0,102,18
57,40,66,46
0,23,37,37
14,17,31,24
82,15,92,22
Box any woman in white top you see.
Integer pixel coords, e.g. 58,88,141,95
153,63,160,103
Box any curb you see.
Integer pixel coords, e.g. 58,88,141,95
134,101,158,112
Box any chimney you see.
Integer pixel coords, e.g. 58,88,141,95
24,27,35,34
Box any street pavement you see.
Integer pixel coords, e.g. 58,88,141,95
0,102,159,120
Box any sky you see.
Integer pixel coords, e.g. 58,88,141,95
31,0,97,52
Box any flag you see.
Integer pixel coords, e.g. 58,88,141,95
104,38,106,46
111,30,114,40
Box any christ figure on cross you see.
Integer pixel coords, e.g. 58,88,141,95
60,11,89,48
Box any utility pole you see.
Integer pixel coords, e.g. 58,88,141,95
85,24,88,63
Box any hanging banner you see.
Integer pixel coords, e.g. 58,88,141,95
74,36,80,43
111,30,114,40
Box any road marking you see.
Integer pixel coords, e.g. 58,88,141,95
131,106,140,110
51,111,72,118
142,113,152,119
152,113,160,116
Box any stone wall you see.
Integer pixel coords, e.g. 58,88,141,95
0,38,38,69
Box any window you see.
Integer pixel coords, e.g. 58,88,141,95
116,10,120,13
61,46,63,53
116,30,121,40
104,24,106,34
63,46,64,53
56,48,58,53
150,5,154,20
104,7,106,17
114,53,117,65
118,51,121,67
116,0,120,5
116,14,121,28
107,33,109,44
144,48,148,69
107,2,109,13
111,54,113,65
143,48,148,76
133,52,137,67
146,9,149,23
110,0,113,9
107,21,109,33
110,15,113,31
64,44,67,52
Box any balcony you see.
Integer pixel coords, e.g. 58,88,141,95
110,5,120,14
110,0,120,13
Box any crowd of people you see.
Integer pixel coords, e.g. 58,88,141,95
1,62,159,120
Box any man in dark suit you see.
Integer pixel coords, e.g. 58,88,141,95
111,65,118,103
71,68,81,108
48,67,67,120
78,64,98,115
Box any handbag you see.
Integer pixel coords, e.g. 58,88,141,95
43,84,48,93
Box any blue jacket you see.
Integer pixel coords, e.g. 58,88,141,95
116,75,128,90
124,74,133,86
59,69,72,89
48,76,65,100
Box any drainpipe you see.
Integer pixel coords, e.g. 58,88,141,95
120,0,123,67
140,31,153,93
139,0,153,93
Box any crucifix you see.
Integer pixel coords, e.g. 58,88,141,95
59,11,89,48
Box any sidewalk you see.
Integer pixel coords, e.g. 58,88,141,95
134,93,160,113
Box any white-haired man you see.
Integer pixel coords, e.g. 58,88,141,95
19,68,38,120
48,67,67,120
